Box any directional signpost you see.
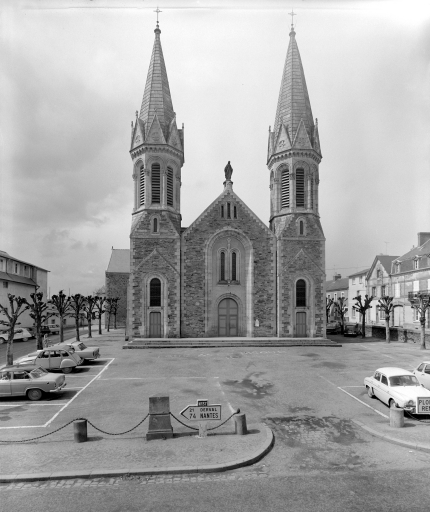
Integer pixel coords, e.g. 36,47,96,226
180,399,222,438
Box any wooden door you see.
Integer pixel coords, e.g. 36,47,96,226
296,312,307,337
149,312,162,338
218,299,238,336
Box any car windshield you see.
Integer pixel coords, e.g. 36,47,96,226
30,367,49,378
77,343,87,350
389,375,420,387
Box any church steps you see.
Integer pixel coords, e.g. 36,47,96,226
123,338,341,349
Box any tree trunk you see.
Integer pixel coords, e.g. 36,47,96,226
87,315,92,338
385,316,390,343
98,312,102,335
60,318,64,343
36,324,43,350
114,312,117,329
107,311,111,332
75,316,80,342
361,316,366,339
420,315,427,350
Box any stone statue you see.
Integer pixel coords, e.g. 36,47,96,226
224,161,233,181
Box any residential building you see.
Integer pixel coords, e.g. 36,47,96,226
348,268,369,324
366,255,399,325
325,273,348,322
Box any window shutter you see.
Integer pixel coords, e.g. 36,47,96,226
296,169,305,207
151,164,161,203
281,169,290,208
166,167,174,206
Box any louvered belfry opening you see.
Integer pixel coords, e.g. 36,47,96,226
150,278,161,307
296,169,305,207
281,168,290,208
231,252,237,281
296,279,306,307
139,166,145,206
166,166,174,206
220,252,226,281
151,163,161,203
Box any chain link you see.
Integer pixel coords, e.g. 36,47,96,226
0,414,149,443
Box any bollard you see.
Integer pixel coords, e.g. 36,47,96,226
234,413,248,435
389,405,404,428
74,419,88,443
146,395,174,440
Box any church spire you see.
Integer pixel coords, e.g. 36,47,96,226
273,25,315,147
139,21,175,139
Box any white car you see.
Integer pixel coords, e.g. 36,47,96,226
413,362,430,391
0,328,32,344
364,367,430,413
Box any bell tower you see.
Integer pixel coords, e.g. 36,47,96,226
267,18,326,338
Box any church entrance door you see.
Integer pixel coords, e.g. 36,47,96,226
296,312,307,337
218,298,238,337
149,312,162,338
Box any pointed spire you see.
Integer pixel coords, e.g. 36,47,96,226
274,25,314,145
139,21,175,139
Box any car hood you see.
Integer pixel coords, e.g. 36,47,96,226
392,386,430,400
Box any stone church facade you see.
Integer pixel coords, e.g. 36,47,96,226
106,20,326,339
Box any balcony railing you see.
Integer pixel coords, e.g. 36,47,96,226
408,290,430,302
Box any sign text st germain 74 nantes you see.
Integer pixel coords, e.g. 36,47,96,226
180,400,222,421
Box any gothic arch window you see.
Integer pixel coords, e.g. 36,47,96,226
296,279,306,307
149,278,161,307
220,251,226,281
151,163,161,204
221,205,225,218
231,251,237,281
299,220,304,235
150,214,160,234
139,165,145,207
296,169,305,207
309,178,314,209
233,206,237,219
166,166,174,207
153,217,158,233
227,203,231,219
281,167,290,208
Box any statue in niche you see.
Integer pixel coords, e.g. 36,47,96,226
224,161,233,181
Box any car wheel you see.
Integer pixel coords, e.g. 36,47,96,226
27,389,43,401
22,337,29,342
367,386,374,398
0,337,5,344
62,367,73,374
389,399,398,408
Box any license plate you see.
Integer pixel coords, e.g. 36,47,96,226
417,398,430,413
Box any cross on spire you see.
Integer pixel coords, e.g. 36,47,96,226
154,6,162,27
289,9,297,29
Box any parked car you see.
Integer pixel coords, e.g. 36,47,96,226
413,362,430,390
47,324,60,335
0,364,66,401
0,328,32,344
364,367,430,413
53,341,100,362
343,324,360,337
16,347,83,374
326,321,341,334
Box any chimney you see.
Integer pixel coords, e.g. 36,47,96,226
333,273,341,281
418,232,430,247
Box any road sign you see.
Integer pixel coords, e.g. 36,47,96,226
417,397,430,414
180,399,222,421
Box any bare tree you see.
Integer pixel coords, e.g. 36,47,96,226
69,294,87,342
352,294,374,339
111,297,120,329
377,296,401,344
27,291,52,350
326,297,334,322
105,298,113,332
0,294,29,366
49,291,71,343
94,296,106,335
409,292,430,350
84,295,97,339
333,297,348,334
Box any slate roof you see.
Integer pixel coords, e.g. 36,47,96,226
326,277,349,292
0,271,37,286
396,238,430,262
0,250,48,272
106,249,130,273
348,268,370,278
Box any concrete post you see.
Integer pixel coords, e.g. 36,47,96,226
234,413,247,435
146,395,174,440
390,406,404,428
74,419,88,443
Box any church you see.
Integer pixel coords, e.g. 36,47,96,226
106,18,326,339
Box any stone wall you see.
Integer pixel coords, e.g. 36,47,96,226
105,272,129,327
365,325,430,344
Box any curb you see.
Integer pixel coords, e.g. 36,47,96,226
352,419,430,453
0,426,274,484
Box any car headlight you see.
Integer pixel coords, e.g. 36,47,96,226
405,400,415,407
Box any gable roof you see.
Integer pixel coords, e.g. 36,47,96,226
366,255,399,280
348,268,370,278
106,249,130,273
326,277,349,292
396,238,430,262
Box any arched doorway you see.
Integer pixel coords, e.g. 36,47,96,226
218,298,238,336
296,312,307,337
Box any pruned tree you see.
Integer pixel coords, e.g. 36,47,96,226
377,296,401,344
333,297,348,334
0,294,29,366
94,296,106,335
326,297,334,322
409,292,430,350
111,297,120,329
352,294,374,339
27,291,52,350
84,295,97,339
69,294,87,342
105,298,113,332
49,291,71,343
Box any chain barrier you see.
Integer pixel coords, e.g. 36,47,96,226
404,410,430,425
0,414,149,444
169,409,240,432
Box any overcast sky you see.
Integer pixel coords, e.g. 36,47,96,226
1,0,429,296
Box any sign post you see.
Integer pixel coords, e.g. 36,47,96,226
180,399,222,438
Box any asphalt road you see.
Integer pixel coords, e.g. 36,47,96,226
3,335,430,510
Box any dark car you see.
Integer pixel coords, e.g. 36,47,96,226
344,324,360,337
326,321,341,334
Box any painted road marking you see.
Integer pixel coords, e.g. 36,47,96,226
98,376,207,380
0,403,67,407
214,377,235,414
0,358,115,430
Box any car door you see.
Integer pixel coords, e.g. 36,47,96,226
9,370,31,396
414,363,426,387
372,371,383,400
36,350,51,370
0,371,12,396
378,374,391,405
49,350,62,370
